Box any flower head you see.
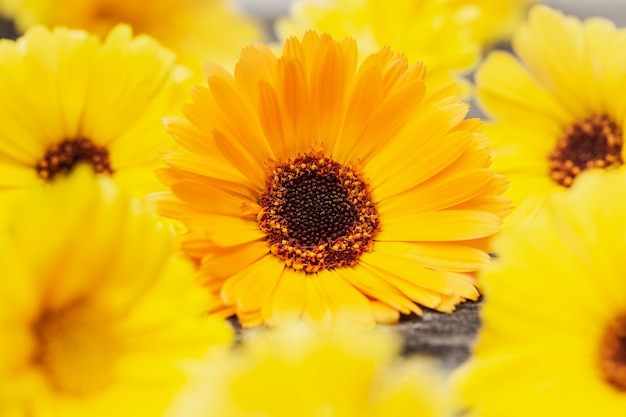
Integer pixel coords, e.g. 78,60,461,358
167,325,448,417
0,167,232,417
0,24,190,224
454,168,626,416
0,0,262,68
476,5,626,207
157,31,510,328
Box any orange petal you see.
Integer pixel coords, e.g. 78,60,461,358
376,210,502,242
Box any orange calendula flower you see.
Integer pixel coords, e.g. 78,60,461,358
156,31,510,329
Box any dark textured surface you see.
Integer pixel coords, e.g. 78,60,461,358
395,300,482,370
0,16,18,39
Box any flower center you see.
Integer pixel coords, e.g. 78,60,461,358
36,138,114,181
599,313,626,392
32,301,117,396
258,154,380,273
548,114,623,187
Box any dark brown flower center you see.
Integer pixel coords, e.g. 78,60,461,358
258,154,379,273
549,114,623,187
599,313,626,392
36,138,113,181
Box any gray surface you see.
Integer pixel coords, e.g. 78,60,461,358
395,301,482,370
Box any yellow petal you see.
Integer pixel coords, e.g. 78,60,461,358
361,247,478,298
221,254,283,307
171,179,248,217
477,50,570,131
302,275,333,330
182,214,264,247
368,126,472,201
320,269,375,328
375,241,490,273
334,263,420,315
371,300,402,324
277,56,314,156
262,267,307,326
377,168,498,215
333,65,383,163
207,75,274,163
358,260,443,310
199,240,269,280
377,210,502,241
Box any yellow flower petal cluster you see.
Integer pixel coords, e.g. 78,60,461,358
0,168,233,417
476,5,626,207
0,24,190,226
167,325,447,417
157,31,510,329
0,0,262,68
454,168,626,416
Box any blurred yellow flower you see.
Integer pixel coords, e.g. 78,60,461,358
276,0,533,94
275,0,481,92
156,31,510,329
0,0,262,68
0,167,233,417
0,24,190,225
167,325,448,417
447,0,533,44
476,5,626,207
454,168,626,416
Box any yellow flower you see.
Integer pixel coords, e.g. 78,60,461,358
156,31,510,329
0,0,262,69
275,0,481,92
0,24,190,225
275,0,533,94
166,325,448,417
453,168,626,416
476,5,626,207
447,0,534,45
0,167,233,417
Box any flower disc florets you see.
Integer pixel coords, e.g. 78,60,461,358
258,153,380,273
36,138,113,181
549,114,623,187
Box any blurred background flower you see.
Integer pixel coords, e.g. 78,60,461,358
166,325,449,417
475,5,626,212
0,0,263,69
0,24,192,228
274,0,489,95
453,168,626,416
0,167,233,417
